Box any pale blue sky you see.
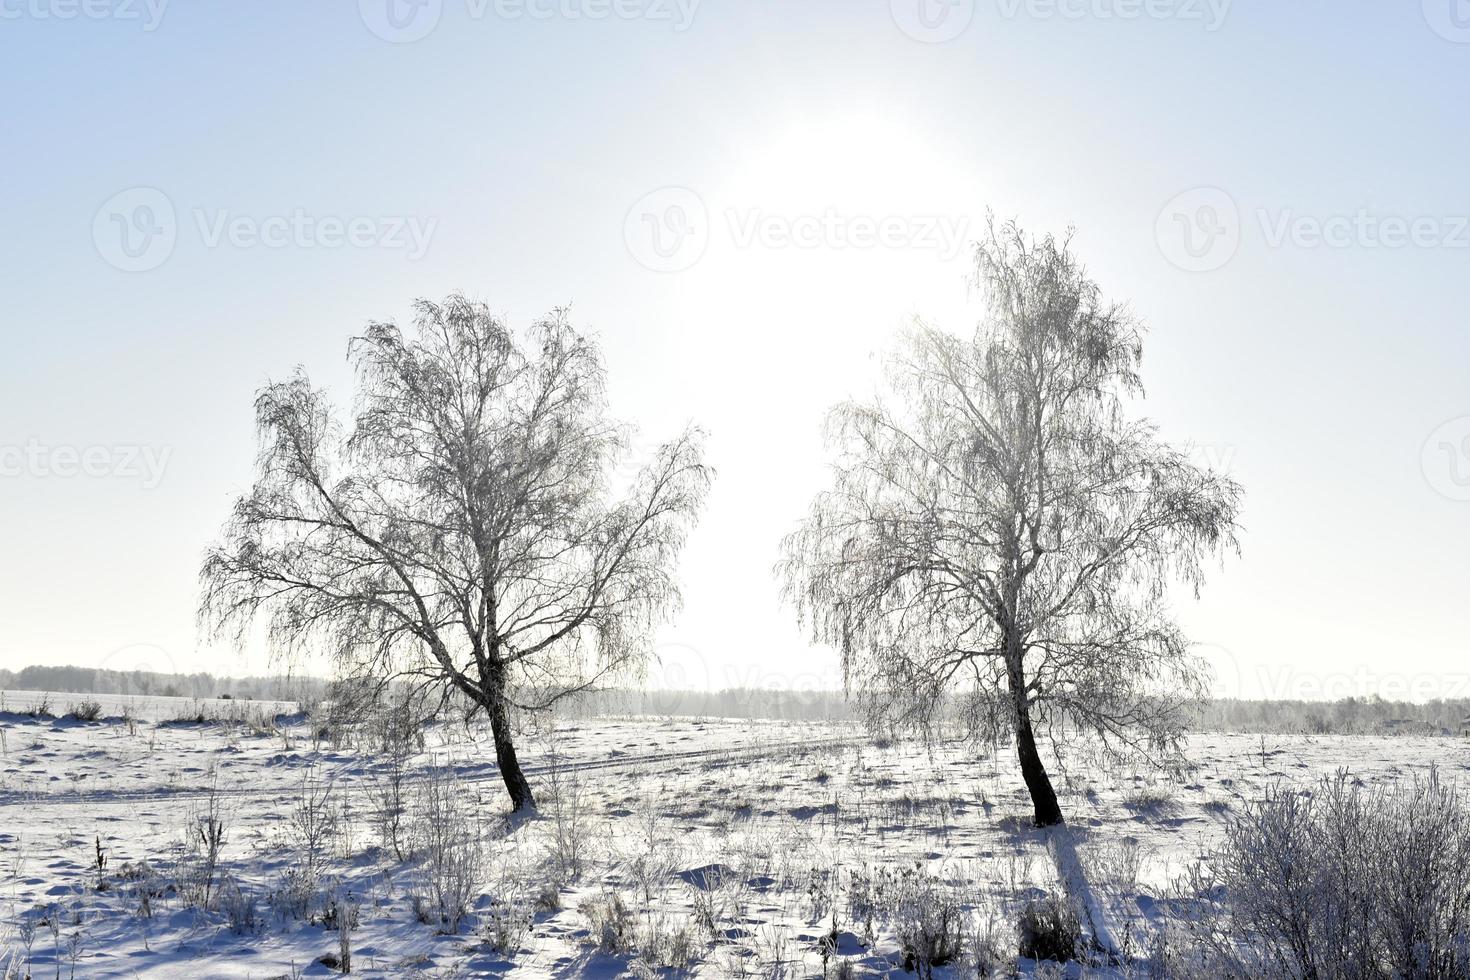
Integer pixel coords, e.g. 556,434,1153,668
2,0,1467,699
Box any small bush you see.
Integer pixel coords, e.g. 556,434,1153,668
638,913,699,971
219,877,260,935
1017,895,1079,963
580,891,635,954
1086,836,1146,895
287,770,337,895
489,905,533,955
542,748,593,884
966,910,1013,977
846,865,964,978
166,701,212,725
1122,783,1175,814
65,700,103,722
534,881,561,913
21,694,54,719
273,867,320,921
1205,767,1470,979
410,768,483,934
483,875,535,956
891,872,965,976
322,893,359,932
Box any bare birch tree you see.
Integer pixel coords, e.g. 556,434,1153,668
201,295,711,811
780,219,1241,826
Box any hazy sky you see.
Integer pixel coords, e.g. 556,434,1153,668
2,0,1467,701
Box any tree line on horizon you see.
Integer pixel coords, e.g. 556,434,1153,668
7,665,1468,737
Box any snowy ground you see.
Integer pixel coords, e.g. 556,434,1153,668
0,689,1465,978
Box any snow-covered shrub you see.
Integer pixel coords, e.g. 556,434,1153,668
847,865,965,977
889,868,966,977
64,700,102,722
1086,836,1147,895
1122,783,1176,815
635,912,699,971
179,778,228,909
534,880,561,912
965,908,1014,977
484,894,534,955
288,770,338,892
846,867,879,945
1017,894,1079,963
410,767,483,934
339,683,428,756
619,790,680,906
21,694,53,719
541,747,593,884
480,856,536,956
273,867,319,921
369,726,414,862
219,876,260,935
687,866,741,943
580,890,635,954
1207,768,1470,979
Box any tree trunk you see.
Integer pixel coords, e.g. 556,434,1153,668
1014,708,1064,826
1008,653,1064,827
486,691,535,811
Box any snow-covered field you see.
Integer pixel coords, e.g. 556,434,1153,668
0,690,1465,978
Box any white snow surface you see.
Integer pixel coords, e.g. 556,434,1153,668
0,689,1463,978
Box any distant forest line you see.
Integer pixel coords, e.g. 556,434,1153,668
3,664,1469,735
